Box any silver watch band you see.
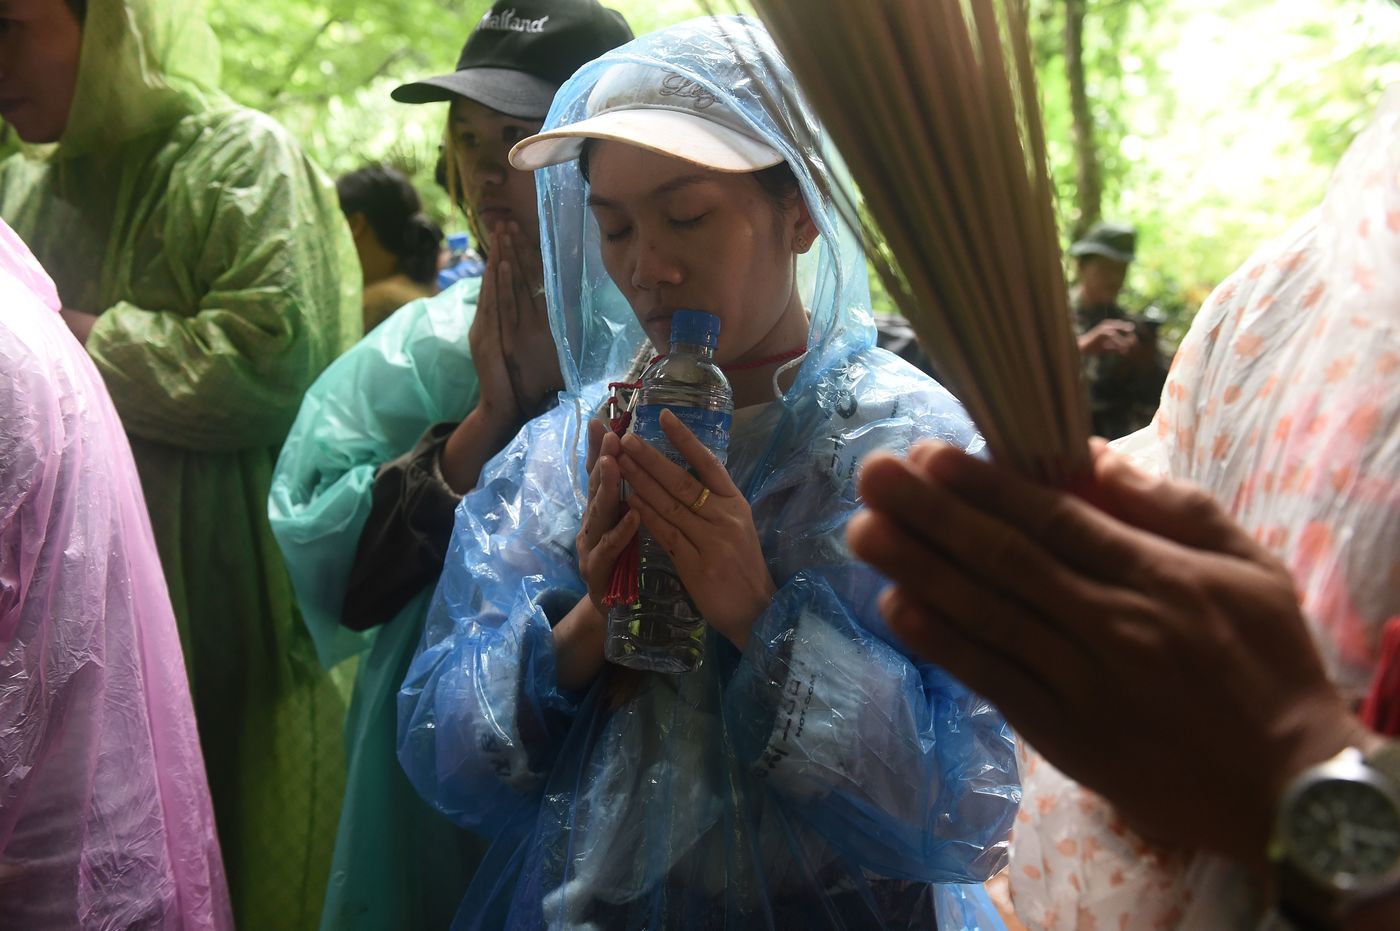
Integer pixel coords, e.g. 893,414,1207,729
1366,740,1400,789
1270,741,1400,931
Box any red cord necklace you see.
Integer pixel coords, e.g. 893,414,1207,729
721,345,808,372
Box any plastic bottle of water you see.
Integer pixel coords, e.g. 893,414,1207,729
436,232,485,290
606,310,733,674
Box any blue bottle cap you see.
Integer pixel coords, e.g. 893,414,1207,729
670,310,721,349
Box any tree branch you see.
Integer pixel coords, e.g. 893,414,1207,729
268,16,342,105
1064,0,1102,239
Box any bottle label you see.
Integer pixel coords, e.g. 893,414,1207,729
633,403,731,468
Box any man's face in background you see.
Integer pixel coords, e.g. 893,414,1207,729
1078,255,1129,307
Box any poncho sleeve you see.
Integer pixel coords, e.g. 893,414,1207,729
718,370,1019,884
0,308,69,829
268,282,481,669
398,398,596,834
85,110,361,452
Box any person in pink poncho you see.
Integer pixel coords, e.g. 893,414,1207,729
0,218,232,930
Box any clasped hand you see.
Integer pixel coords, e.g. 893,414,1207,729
577,411,775,650
468,221,563,429
1078,318,1138,356
848,439,1364,867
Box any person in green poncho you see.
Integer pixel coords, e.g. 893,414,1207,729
0,0,359,927
268,1,631,928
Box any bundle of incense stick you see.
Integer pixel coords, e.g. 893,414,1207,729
739,0,1091,484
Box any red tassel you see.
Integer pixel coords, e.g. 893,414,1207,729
602,519,640,608
602,380,643,607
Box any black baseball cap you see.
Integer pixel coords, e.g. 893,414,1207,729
1069,222,1137,264
391,0,633,120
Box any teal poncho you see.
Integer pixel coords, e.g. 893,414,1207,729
270,282,490,930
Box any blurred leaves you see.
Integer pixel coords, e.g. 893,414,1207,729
1028,0,1399,342
209,0,722,223
202,0,1399,333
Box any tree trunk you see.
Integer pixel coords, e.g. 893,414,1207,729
1065,0,1102,240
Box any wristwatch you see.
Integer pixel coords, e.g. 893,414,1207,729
1265,742,1400,929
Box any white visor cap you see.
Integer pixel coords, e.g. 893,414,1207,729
510,63,784,173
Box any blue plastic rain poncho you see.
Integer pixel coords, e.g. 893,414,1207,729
398,17,1019,930
269,281,490,930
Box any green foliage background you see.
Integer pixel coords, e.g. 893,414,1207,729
207,0,1399,337
209,0,721,218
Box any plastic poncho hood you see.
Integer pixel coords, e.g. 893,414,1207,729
41,0,221,159
535,15,875,402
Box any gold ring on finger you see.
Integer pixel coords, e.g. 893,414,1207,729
689,486,711,513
